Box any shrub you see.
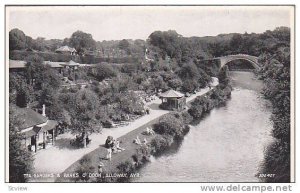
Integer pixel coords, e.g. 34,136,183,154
116,161,135,182
132,145,151,166
182,79,199,93
117,160,135,173
153,114,185,139
181,111,193,124
150,135,174,155
188,106,203,119
260,140,290,182
89,64,117,81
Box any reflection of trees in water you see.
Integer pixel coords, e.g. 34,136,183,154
226,60,256,71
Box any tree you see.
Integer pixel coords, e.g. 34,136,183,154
150,75,168,92
62,38,70,46
168,78,182,90
218,65,230,87
229,34,243,53
9,106,34,182
70,89,101,148
9,73,34,107
148,30,183,61
118,39,130,50
259,42,291,182
90,64,117,82
16,82,34,108
177,61,200,80
32,37,46,51
198,68,212,88
182,79,199,93
154,113,186,139
25,55,60,90
121,63,137,75
272,27,290,43
69,31,96,55
9,28,27,51
117,91,144,115
25,55,45,86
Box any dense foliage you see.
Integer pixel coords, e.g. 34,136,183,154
69,30,97,55
258,32,291,182
9,107,34,182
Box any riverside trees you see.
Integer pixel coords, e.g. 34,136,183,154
259,45,291,182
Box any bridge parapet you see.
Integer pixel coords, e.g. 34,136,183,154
205,54,260,70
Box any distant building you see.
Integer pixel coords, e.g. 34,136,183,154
159,89,186,111
55,46,77,55
12,105,58,153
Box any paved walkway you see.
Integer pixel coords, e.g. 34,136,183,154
32,79,217,182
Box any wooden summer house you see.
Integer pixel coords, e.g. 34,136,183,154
159,89,186,111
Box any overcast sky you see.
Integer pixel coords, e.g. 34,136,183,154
7,6,293,41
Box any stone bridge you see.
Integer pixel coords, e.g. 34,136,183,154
202,54,260,70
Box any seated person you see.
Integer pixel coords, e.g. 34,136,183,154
146,127,155,135
142,138,148,145
133,135,141,145
112,140,118,153
115,140,125,152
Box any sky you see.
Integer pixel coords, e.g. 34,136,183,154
7,6,294,41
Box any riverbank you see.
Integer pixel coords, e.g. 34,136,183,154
57,83,233,183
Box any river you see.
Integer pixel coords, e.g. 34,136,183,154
133,71,274,182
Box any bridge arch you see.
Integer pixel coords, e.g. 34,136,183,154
218,55,260,70
220,58,260,70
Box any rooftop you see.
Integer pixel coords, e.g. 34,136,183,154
9,60,65,69
9,60,92,69
60,60,79,67
55,46,76,53
159,89,184,98
11,105,48,130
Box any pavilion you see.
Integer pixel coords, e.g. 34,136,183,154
12,105,58,153
59,60,80,82
159,89,186,111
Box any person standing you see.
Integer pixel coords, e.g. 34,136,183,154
105,136,113,161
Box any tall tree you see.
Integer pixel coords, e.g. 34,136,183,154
25,55,60,90
69,31,96,55
90,64,117,82
70,89,101,148
148,30,183,61
218,65,230,87
118,39,130,50
9,28,27,51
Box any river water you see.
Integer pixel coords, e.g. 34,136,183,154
133,71,274,182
